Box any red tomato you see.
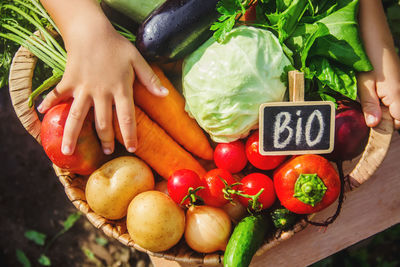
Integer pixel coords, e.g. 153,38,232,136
273,155,340,214
214,140,247,173
40,101,106,175
237,173,276,211
245,130,286,170
168,169,203,205
201,169,237,207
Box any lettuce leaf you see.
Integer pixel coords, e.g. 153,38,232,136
255,0,372,102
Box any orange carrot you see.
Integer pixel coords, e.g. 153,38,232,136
113,106,206,179
133,64,214,160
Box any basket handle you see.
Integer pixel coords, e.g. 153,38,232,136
9,45,42,144
347,106,394,188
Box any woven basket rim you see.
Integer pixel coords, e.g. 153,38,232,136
8,43,395,265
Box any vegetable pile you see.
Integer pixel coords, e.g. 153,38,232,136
1,0,376,267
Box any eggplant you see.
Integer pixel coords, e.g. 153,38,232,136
136,0,220,62
100,2,139,33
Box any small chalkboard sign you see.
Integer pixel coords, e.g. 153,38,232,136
259,71,335,155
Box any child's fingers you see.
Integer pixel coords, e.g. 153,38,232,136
358,73,382,127
61,95,91,155
131,50,169,97
94,97,114,155
388,92,400,121
394,119,400,130
114,94,137,153
37,84,70,113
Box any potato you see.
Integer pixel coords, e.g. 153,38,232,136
126,191,185,252
85,156,154,220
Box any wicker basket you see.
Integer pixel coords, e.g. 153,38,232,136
8,45,395,266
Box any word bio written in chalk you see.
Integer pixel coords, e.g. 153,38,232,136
259,102,335,155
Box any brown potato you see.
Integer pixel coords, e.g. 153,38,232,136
126,191,185,252
85,156,154,220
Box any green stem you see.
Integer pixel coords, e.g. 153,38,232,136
112,22,136,43
42,229,66,255
3,24,66,68
293,174,327,207
180,186,205,206
24,0,66,57
230,188,265,212
14,0,60,34
33,1,60,33
28,71,63,107
3,4,63,57
0,32,63,72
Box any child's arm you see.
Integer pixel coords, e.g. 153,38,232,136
38,0,168,155
358,0,400,129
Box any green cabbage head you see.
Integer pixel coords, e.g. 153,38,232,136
182,26,293,143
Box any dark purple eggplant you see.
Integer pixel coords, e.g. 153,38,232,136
136,0,220,62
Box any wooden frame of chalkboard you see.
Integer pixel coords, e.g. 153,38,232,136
259,101,335,156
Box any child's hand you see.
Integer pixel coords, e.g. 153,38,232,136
358,0,400,130
358,60,400,130
38,0,168,155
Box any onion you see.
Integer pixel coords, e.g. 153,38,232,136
222,199,247,224
185,205,232,253
154,180,169,195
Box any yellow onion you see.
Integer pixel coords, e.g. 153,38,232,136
185,205,231,253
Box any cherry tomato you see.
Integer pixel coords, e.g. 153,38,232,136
201,169,238,207
237,173,276,211
214,140,247,173
245,130,286,170
168,169,203,205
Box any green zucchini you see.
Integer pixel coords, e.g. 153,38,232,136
102,0,166,23
224,213,271,267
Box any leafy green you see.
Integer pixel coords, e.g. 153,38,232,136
16,249,31,267
82,247,103,266
210,0,374,102
24,230,46,246
95,237,109,246
309,58,357,100
0,0,51,88
38,254,51,266
82,247,96,261
0,0,65,104
386,2,400,36
264,0,309,42
210,0,255,42
62,212,81,232
254,0,372,102
306,1,372,71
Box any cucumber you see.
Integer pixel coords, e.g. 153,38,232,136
102,0,166,23
271,208,297,230
224,213,271,267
